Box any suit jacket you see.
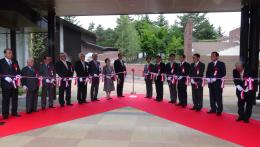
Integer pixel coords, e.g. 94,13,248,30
75,60,89,78
190,62,205,87
21,66,38,90
206,60,226,88
143,63,154,80
0,58,21,89
233,69,255,94
39,63,55,86
88,60,101,76
154,62,166,81
114,59,126,75
56,60,74,78
177,61,190,85
165,62,178,81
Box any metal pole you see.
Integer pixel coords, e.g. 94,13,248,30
131,70,136,94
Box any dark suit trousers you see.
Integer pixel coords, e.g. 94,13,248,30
191,86,203,109
26,89,38,112
77,82,87,102
59,82,72,105
41,85,54,108
145,79,153,97
2,88,19,117
117,74,125,96
237,91,254,120
177,84,187,106
91,77,99,100
155,80,163,100
168,82,177,102
209,84,223,113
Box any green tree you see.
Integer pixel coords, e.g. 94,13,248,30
115,15,140,61
63,16,81,26
177,13,219,40
30,33,48,65
88,22,95,32
154,14,168,27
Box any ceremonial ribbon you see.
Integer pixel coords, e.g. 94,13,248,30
245,77,254,91
221,78,225,88
38,76,43,87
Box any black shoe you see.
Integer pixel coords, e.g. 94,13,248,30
244,119,250,123
236,117,243,122
3,116,9,120
12,114,21,117
26,111,32,114
182,105,187,108
42,107,46,110
216,112,222,116
33,110,39,112
82,101,88,103
94,99,100,101
196,109,201,112
168,101,174,103
60,104,64,107
78,101,82,104
67,103,73,106
190,107,196,110
207,110,216,114
176,103,182,106
49,106,56,108
155,99,162,102
0,122,5,125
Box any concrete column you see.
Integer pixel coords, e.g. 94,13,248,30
184,18,193,62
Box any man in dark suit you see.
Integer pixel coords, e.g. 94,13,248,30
206,51,226,115
88,53,101,101
143,56,154,98
177,54,190,108
165,53,179,103
0,48,21,119
39,56,56,109
21,58,39,114
233,62,255,123
75,53,89,104
190,53,205,111
114,53,127,97
154,55,165,102
56,52,74,106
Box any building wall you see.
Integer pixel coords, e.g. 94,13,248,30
63,26,81,64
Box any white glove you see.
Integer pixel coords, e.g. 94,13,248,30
46,79,50,83
191,79,195,84
94,74,98,77
167,77,171,81
51,79,55,83
79,78,83,82
236,85,243,91
69,78,73,81
211,78,216,82
4,77,12,83
206,78,211,83
23,85,28,90
244,87,249,92
106,76,111,79
178,76,183,80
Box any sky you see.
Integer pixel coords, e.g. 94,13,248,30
76,12,241,36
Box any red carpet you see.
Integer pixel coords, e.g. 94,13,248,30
1,94,260,147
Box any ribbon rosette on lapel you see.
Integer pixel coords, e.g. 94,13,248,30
13,63,18,71
214,67,218,76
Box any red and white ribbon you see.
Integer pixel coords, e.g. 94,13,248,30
245,78,254,91
161,74,165,82
38,76,43,87
221,78,225,88
74,77,78,85
56,77,62,87
186,76,190,86
15,75,21,87
240,90,244,99
202,78,206,87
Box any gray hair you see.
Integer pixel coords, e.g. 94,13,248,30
78,52,85,58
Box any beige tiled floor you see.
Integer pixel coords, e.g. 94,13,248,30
0,107,240,147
